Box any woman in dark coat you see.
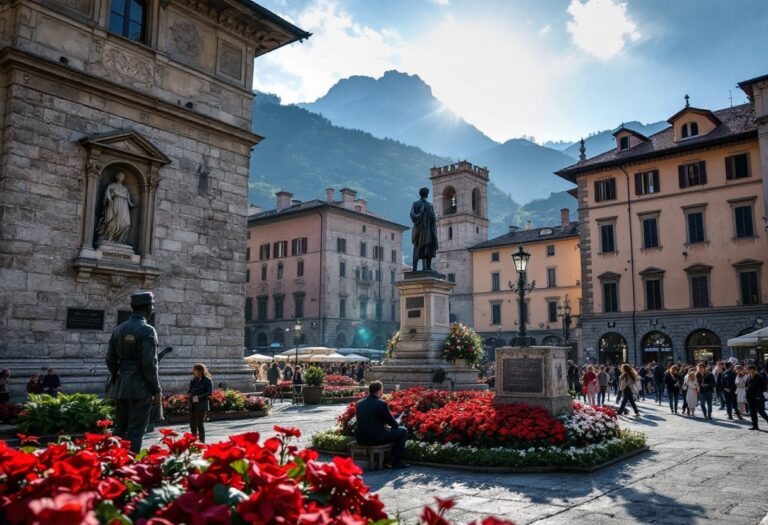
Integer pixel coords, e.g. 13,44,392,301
188,363,213,443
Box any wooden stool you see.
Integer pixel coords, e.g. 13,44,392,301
349,442,390,471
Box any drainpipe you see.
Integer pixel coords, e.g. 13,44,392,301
316,209,326,346
621,168,638,365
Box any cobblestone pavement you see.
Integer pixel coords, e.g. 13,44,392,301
145,397,768,525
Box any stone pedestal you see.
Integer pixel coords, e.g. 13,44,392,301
370,271,486,391
494,346,572,415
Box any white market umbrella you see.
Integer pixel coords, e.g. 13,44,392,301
278,346,335,357
312,352,347,362
727,327,768,347
340,353,369,362
244,353,274,363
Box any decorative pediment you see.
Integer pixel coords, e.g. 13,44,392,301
684,264,713,273
638,266,665,276
733,258,763,269
597,271,621,280
667,106,722,126
79,130,171,166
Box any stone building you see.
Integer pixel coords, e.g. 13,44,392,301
470,209,581,360
0,0,308,392
430,161,489,325
556,95,768,365
246,188,408,351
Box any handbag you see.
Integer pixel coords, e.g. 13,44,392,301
581,385,588,394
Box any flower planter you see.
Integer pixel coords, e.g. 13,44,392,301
302,386,324,405
163,410,267,425
454,358,468,368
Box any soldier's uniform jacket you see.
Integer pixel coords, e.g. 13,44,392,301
107,314,161,400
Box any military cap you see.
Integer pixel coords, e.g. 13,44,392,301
130,291,154,307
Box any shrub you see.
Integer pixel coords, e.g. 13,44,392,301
161,391,269,416
443,322,484,367
15,393,112,435
385,330,400,359
303,366,325,387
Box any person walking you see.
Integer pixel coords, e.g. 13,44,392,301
617,364,640,417
735,366,748,416
283,364,294,382
696,363,716,420
653,361,665,405
597,366,609,406
713,362,726,409
292,366,303,404
188,363,213,443
266,362,280,386
567,360,580,397
664,365,680,414
684,370,699,417
721,362,743,421
746,365,768,430
0,369,10,404
583,365,598,405
638,365,649,401
42,368,61,398
106,292,162,453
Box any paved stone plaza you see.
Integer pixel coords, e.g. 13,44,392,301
147,398,768,524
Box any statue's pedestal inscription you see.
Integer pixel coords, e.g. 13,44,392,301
495,346,572,415
370,273,486,391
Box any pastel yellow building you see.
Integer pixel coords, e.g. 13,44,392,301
557,98,768,365
470,209,581,357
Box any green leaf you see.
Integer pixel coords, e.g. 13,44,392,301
95,501,133,525
131,483,184,519
229,459,250,476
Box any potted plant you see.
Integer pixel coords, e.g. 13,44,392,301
385,330,400,360
442,322,484,368
302,366,325,404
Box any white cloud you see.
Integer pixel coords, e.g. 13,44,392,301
538,24,551,35
253,0,400,103
566,0,640,59
431,0,450,5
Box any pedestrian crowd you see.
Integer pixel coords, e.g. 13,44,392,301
566,359,768,430
257,361,370,385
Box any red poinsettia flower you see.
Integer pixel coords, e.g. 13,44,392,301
26,492,98,525
96,419,113,428
97,476,126,500
16,433,40,445
273,425,301,438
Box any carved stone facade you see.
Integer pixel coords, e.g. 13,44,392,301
0,0,308,392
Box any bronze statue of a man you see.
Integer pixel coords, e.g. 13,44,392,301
410,187,438,272
106,291,161,453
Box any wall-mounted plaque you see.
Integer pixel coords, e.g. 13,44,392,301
406,296,424,309
502,357,543,394
66,308,104,330
407,310,421,319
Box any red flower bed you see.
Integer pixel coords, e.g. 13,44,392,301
338,388,567,448
325,375,358,387
262,381,294,398
0,403,23,424
0,425,515,525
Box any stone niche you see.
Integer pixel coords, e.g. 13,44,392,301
74,130,170,287
494,346,572,416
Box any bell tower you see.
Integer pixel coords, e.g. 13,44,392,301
430,161,489,325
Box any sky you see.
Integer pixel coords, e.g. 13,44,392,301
253,0,768,144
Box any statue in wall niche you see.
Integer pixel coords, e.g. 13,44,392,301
97,172,135,245
410,187,438,272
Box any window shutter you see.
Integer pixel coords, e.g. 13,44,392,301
698,161,707,184
594,180,601,202
725,157,734,180
678,165,686,188
609,178,616,200
634,173,642,195
653,170,660,192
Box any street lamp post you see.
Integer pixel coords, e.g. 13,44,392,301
294,319,302,366
508,246,535,347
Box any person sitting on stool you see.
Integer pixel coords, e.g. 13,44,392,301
354,381,409,469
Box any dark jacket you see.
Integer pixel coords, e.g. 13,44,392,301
106,314,160,400
653,365,665,383
355,395,399,445
663,372,678,393
721,369,738,392
42,374,61,391
188,376,213,412
746,373,768,400
266,366,280,385
696,372,716,394
293,371,303,385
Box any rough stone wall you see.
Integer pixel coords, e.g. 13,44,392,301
0,72,253,393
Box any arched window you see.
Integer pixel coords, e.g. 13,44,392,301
256,332,268,347
443,187,457,215
685,329,721,363
598,332,627,364
640,331,672,364
448,226,453,240
471,188,479,214
109,0,147,42
272,328,285,345
681,121,699,139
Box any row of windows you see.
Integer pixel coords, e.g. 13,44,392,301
492,301,563,325
248,260,305,282
600,269,761,313
254,238,307,261
337,238,398,262
488,246,556,263
490,268,559,291
598,201,757,253
246,296,396,322
594,153,750,202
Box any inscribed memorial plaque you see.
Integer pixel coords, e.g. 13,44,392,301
406,297,424,309
407,310,421,319
434,296,448,324
502,357,543,394
66,308,104,330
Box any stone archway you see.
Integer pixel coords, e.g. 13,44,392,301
685,329,721,364
640,331,673,364
598,332,627,364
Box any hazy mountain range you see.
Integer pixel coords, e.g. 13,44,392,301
249,70,670,250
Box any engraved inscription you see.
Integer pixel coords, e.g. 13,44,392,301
103,46,153,82
502,358,543,394
407,310,421,319
219,41,243,79
434,296,448,324
66,308,104,330
405,296,424,309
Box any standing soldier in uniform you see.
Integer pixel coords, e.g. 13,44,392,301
107,291,162,453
